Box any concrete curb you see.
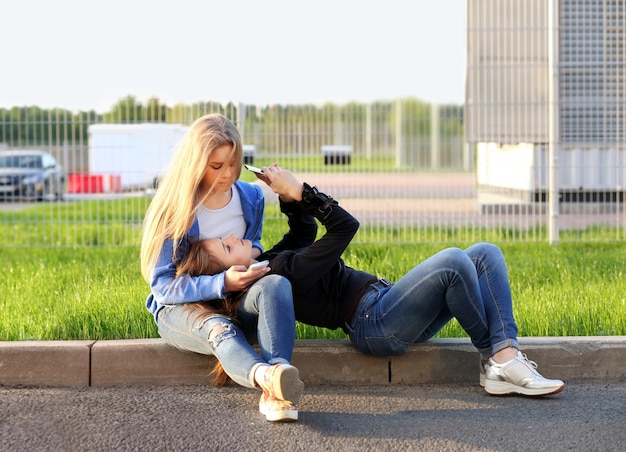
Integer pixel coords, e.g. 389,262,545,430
1,337,624,387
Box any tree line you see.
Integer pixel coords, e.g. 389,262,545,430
0,95,464,153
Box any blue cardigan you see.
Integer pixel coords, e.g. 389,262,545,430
145,181,264,318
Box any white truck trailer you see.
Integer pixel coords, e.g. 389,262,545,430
88,124,187,191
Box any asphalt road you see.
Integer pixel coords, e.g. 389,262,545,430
1,380,624,451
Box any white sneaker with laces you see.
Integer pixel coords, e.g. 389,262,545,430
484,351,565,396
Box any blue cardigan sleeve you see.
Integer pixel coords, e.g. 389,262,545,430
145,222,226,314
237,181,265,253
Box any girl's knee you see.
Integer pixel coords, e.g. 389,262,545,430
240,274,293,316
259,274,292,293
255,274,293,305
469,242,503,257
439,247,469,265
436,247,478,279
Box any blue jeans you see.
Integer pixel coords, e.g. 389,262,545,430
156,275,295,388
347,243,519,358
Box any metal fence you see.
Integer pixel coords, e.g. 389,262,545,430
1,98,623,248
2,0,625,247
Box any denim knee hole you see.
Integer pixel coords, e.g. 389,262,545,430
208,322,237,350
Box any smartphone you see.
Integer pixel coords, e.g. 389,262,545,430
248,260,269,270
245,164,264,175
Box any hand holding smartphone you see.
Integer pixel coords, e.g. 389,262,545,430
245,164,264,175
248,260,269,270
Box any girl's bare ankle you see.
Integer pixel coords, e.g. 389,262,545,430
492,346,518,364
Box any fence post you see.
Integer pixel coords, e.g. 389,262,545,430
395,100,402,168
365,103,372,160
548,0,560,244
430,103,439,170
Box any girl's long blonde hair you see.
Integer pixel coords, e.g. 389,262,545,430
140,113,243,282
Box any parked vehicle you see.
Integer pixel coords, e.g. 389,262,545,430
0,150,67,201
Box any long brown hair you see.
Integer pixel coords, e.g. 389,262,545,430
176,239,240,386
176,237,227,277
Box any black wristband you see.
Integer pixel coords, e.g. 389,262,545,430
299,183,335,220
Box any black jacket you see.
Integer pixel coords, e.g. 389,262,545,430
258,196,377,332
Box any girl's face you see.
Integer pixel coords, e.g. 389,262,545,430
202,234,252,269
201,144,238,193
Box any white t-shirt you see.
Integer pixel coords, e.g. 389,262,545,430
196,188,246,240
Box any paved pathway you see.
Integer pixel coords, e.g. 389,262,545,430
1,381,624,451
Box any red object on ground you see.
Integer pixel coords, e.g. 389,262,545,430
68,174,122,193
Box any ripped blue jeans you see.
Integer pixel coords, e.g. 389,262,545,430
156,275,295,388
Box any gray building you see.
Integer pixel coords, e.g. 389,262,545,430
466,0,625,203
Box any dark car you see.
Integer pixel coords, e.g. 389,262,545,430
0,150,67,201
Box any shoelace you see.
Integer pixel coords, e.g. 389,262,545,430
520,353,538,367
518,353,542,376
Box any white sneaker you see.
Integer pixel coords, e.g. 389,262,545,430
259,392,298,422
257,363,304,406
484,351,565,396
479,358,489,387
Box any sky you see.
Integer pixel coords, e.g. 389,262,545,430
1,0,467,113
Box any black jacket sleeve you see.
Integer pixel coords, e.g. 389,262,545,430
267,199,318,253
262,188,359,292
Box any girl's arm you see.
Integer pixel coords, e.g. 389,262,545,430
259,165,318,253
282,192,359,290
261,165,359,288
150,236,227,304
267,200,318,253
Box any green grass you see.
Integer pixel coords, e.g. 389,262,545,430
1,195,625,340
2,240,625,341
0,198,150,247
